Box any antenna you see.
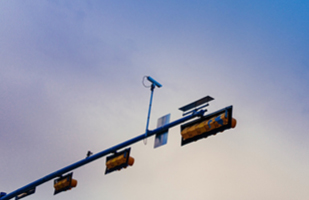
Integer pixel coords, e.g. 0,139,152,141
143,76,162,145
147,76,162,88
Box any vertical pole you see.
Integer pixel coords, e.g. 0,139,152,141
144,84,155,144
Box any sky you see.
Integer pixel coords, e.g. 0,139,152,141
0,0,309,200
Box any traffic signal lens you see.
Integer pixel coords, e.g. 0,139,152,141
128,156,135,166
232,118,237,128
71,179,77,188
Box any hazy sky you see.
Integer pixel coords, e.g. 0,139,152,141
1,1,308,200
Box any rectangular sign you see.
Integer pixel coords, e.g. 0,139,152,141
154,114,170,148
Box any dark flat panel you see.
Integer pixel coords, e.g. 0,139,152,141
179,96,214,112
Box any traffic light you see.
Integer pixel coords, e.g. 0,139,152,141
53,172,77,195
105,148,134,174
181,105,236,146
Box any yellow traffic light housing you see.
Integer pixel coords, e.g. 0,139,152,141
181,106,237,146
53,173,77,195
105,148,134,174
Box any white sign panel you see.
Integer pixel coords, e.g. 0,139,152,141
154,114,170,148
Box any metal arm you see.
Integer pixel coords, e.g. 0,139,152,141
0,109,205,200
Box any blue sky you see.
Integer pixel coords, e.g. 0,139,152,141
1,1,308,200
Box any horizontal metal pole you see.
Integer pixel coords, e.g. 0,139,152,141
0,109,205,200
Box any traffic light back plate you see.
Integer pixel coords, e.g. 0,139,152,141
181,105,235,146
